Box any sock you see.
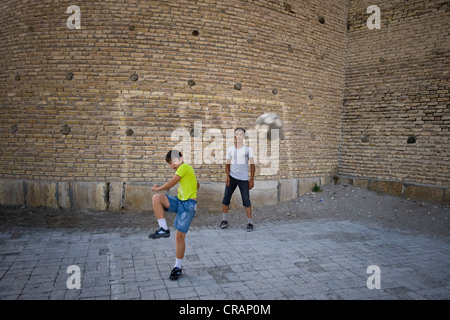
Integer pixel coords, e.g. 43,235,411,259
223,213,227,221
158,218,168,230
248,218,253,224
174,258,183,269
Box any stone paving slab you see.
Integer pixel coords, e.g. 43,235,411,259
0,219,449,300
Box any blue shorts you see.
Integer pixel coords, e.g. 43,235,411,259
164,194,197,234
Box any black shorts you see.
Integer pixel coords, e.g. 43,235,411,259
222,176,251,208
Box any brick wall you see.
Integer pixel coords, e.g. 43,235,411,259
341,0,450,188
0,0,348,185
1,0,448,209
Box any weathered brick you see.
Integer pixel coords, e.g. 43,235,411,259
0,0,346,184
341,0,449,190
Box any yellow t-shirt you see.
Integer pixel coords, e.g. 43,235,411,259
175,163,198,200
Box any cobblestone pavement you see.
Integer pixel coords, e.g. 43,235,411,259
0,217,449,300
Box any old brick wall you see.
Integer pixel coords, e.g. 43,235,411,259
341,0,449,190
2,1,448,210
0,0,348,187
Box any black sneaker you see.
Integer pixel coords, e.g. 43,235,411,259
246,223,254,232
169,267,182,280
219,220,228,229
148,227,170,239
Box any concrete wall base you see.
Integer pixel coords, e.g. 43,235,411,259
339,176,449,206
1,177,447,213
0,177,330,213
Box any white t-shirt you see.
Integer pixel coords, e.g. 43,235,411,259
226,145,254,181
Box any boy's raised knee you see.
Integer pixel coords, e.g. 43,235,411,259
153,193,162,203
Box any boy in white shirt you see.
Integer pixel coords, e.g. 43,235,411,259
220,128,255,231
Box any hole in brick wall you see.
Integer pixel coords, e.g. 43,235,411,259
234,83,242,90
188,79,195,87
129,73,138,81
407,136,417,144
190,125,200,138
15,74,20,81
318,15,325,24
10,124,18,134
309,94,314,100
191,29,199,36
65,72,73,81
347,21,351,31
129,25,135,31
379,57,385,63
28,25,34,32
272,89,278,95
362,135,369,143
126,129,134,136
61,124,71,135
284,3,295,13
288,44,294,53
247,38,253,44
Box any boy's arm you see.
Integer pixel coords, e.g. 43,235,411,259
152,174,181,192
225,162,231,186
225,147,231,186
249,157,255,190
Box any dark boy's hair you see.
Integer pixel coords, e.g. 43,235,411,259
235,127,246,134
165,150,183,163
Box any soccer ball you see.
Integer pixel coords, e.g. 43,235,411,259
255,113,282,140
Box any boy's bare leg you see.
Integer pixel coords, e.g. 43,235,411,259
170,230,186,280
245,206,254,231
222,204,229,214
245,206,252,220
149,193,171,239
175,231,186,260
152,193,170,220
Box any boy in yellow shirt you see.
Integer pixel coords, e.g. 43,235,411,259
149,150,200,280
